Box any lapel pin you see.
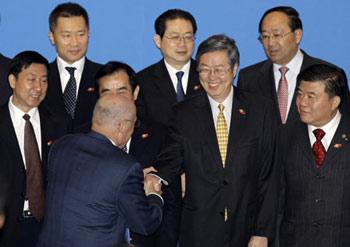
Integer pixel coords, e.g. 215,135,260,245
194,84,201,91
239,108,246,115
334,143,343,149
142,133,149,139
47,140,53,146
87,87,95,92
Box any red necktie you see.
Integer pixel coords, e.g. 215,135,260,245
277,67,289,124
23,114,45,220
312,128,326,168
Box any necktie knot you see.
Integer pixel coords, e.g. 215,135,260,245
218,103,225,112
279,66,289,76
313,128,325,141
176,71,184,81
23,114,30,121
65,66,76,76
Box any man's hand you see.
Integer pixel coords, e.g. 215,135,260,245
143,166,157,177
181,173,186,198
248,236,268,247
144,174,162,196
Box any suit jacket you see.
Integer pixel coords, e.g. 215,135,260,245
237,50,350,125
155,88,279,247
42,58,101,133
0,54,11,106
37,132,163,247
0,103,68,246
278,114,350,247
136,59,202,126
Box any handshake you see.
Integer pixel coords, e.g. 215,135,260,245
143,166,163,196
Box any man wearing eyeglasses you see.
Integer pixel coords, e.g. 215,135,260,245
135,9,202,247
237,6,349,126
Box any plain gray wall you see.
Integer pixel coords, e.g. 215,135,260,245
1,0,349,83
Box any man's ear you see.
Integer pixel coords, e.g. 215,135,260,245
154,34,162,49
8,74,16,89
133,85,140,101
48,31,55,45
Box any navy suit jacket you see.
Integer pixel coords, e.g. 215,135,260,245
42,58,101,133
155,88,279,247
0,54,11,106
0,103,68,246
136,59,202,126
278,114,350,247
237,50,350,125
37,132,163,247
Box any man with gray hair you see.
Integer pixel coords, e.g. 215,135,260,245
38,95,163,246
145,34,279,246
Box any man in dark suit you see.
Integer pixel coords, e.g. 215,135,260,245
43,2,101,133
237,6,349,126
0,51,67,247
37,95,163,247
145,34,279,247
96,61,169,246
278,64,350,247
136,9,202,126
0,53,11,106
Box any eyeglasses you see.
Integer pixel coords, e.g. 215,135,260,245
258,31,294,43
163,33,195,43
198,66,231,77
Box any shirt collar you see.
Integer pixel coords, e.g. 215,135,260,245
57,56,85,76
207,86,234,111
164,59,191,75
8,95,39,121
308,110,341,135
273,49,303,75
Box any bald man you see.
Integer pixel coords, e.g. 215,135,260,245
37,95,163,247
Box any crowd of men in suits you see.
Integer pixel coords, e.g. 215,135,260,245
0,2,349,247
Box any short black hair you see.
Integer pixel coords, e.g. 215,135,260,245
297,64,346,101
196,34,240,69
49,2,89,32
155,9,197,37
9,51,49,79
95,61,137,91
259,6,303,33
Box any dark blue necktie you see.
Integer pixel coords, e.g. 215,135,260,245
64,67,77,119
176,71,185,102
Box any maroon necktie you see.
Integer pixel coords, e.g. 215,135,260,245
277,67,289,124
312,128,326,168
23,114,45,220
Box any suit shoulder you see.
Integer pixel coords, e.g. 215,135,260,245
136,62,159,79
235,87,272,106
239,60,270,74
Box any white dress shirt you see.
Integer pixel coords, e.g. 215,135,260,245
308,110,341,151
57,56,85,97
164,59,191,94
273,49,303,118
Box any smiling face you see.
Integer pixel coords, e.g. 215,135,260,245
154,18,195,70
49,16,89,64
9,63,48,112
198,50,237,103
296,80,340,127
260,11,302,65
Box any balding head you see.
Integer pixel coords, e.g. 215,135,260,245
92,94,136,147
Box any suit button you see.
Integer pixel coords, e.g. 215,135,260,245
315,199,322,203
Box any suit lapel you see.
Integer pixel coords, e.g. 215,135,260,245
186,59,201,96
295,123,316,170
153,60,177,104
48,61,66,113
76,59,98,105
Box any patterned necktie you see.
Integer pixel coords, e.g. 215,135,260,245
277,67,289,124
176,71,185,102
23,114,45,221
312,128,326,168
64,67,77,119
216,104,228,167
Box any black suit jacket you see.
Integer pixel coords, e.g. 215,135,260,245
278,114,350,247
0,103,68,246
155,88,279,247
136,59,202,126
237,50,350,125
0,54,11,106
42,58,101,133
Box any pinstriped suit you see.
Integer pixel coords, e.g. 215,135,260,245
278,114,350,247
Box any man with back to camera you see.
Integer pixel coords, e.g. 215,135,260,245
43,2,101,133
0,51,68,247
0,53,11,105
277,64,350,247
145,34,279,247
136,9,203,246
237,6,350,126
37,94,164,247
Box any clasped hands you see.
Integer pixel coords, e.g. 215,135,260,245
143,166,162,196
